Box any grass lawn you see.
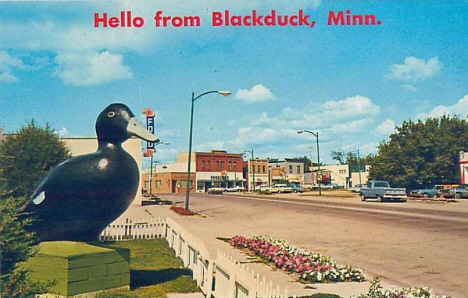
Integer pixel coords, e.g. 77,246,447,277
95,239,199,298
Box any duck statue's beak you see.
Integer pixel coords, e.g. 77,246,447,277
127,117,159,142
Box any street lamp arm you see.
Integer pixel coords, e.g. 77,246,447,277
193,90,231,102
297,130,317,137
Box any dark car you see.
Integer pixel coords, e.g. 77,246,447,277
440,184,468,199
290,184,304,193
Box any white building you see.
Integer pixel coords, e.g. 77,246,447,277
460,151,468,184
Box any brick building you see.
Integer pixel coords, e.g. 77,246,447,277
144,150,244,194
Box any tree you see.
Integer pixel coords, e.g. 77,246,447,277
331,150,347,165
331,150,374,167
0,120,71,200
369,116,468,189
0,188,51,298
0,121,67,297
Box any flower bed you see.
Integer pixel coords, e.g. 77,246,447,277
230,235,365,283
353,277,451,298
170,205,195,216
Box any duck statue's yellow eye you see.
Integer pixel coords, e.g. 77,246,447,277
108,111,116,118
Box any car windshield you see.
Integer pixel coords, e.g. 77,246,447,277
373,182,390,188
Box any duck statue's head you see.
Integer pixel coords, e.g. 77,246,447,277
96,103,158,145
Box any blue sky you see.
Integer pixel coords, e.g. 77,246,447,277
1,0,467,164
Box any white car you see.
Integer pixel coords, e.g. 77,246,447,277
270,184,293,193
224,186,244,192
258,185,272,192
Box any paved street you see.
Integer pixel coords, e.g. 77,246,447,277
127,192,468,297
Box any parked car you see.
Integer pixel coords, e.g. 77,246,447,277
301,183,314,190
290,184,305,193
319,184,333,190
269,184,293,193
348,184,364,193
223,186,244,192
409,185,444,198
207,187,224,194
332,183,343,189
359,180,407,202
258,184,272,192
440,184,468,199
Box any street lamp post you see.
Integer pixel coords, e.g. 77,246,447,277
242,150,255,191
297,130,321,195
185,90,231,211
148,142,170,195
348,149,362,186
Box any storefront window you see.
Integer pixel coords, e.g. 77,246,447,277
180,180,192,188
197,182,204,191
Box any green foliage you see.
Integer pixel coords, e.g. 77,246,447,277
0,189,50,298
331,150,374,168
353,276,450,298
95,239,198,298
0,120,71,199
370,116,468,189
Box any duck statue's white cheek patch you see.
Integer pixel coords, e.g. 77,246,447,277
33,192,46,205
97,158,109,170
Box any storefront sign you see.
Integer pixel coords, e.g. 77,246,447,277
143,108,155,150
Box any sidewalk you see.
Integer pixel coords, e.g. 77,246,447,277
120,199,398,298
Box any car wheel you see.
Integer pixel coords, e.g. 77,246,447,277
377,195,383,202
423,193,429,198
456,193,461,200
360,194,366,201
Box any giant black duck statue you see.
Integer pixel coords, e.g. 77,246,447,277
24,103,158,241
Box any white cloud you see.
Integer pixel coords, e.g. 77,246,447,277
57,127,69,137
417,95,468,119
400,84,419,92
328,118,374,134
220,94,384,163
195,140,227,152
235,84,275,103
0,72,18,83
386,56,442,82
323,95,380,118
376,119,396,135
54,51,133,86
0,51,24,83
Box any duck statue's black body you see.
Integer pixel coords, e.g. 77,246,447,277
25,103,158,241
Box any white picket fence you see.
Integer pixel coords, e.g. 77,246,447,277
215,250,295,298
164,217,215,297
99,217,165,241
99,217,294,298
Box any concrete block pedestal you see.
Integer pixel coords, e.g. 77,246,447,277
26,241,130,297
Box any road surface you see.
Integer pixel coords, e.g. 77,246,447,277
166,192,468,298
